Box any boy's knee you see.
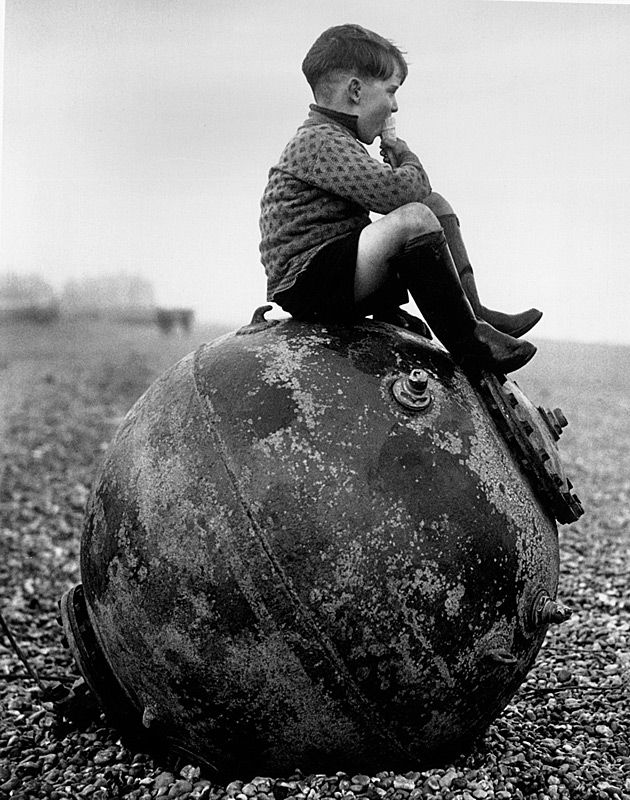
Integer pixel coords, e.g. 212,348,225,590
393,202,441,240
422,192,454,217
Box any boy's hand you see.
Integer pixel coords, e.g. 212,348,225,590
380,138,412,168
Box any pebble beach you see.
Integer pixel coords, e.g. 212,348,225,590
1,320,628,800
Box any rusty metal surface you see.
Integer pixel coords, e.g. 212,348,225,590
80,316,566,774
478,374,584,523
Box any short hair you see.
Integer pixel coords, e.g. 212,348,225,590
302,24,408,98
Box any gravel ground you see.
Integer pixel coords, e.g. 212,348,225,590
0,320,628,800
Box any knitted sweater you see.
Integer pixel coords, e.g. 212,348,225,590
259,107,433,301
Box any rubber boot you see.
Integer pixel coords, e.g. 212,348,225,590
459,267,543,338
438,213,543,338
392,231,536,374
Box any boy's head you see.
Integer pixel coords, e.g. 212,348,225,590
302,25,408,144
302,24,408,103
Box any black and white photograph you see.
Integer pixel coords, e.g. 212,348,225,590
1,1,629,798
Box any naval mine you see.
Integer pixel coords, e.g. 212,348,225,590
59,306,583,775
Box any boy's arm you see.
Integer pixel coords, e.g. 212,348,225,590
306,130,432,214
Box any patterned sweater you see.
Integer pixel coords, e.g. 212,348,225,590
259,107,432,301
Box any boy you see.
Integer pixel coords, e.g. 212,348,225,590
259,24,541,373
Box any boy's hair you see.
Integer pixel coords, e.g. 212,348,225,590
302,24,408,100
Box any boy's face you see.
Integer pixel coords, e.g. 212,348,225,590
355,67,402,144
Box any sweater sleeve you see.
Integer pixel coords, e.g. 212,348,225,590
305,128,432,214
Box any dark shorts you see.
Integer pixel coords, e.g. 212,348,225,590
275,229,408,322
275,230,362,322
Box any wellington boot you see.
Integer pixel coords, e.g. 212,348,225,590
462,319,537,374
392,231,536,374
479,305,543,338
459,269,542,338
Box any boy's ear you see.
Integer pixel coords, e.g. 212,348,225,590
347,77,362,105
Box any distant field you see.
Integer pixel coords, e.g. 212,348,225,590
0,319,628,798
0,317,229,381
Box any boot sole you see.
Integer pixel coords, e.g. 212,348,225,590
460,343,537,375
496,344,537,373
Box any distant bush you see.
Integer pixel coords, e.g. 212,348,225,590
62,273,155,316
0,303,60,324
0,272,59,324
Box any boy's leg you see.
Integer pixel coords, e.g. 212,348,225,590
354,203,441,303
422,192,474,282
422,192,542,338
354,203,439,338
356,202,536,373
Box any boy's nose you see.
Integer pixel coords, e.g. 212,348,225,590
391,98,398,113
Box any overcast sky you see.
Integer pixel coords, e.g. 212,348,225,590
2,0,629,343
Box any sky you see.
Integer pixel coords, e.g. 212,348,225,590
1,0,630,343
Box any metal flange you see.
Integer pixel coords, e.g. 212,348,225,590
477,373,584,524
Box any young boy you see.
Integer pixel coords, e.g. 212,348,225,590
259,24,542,373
